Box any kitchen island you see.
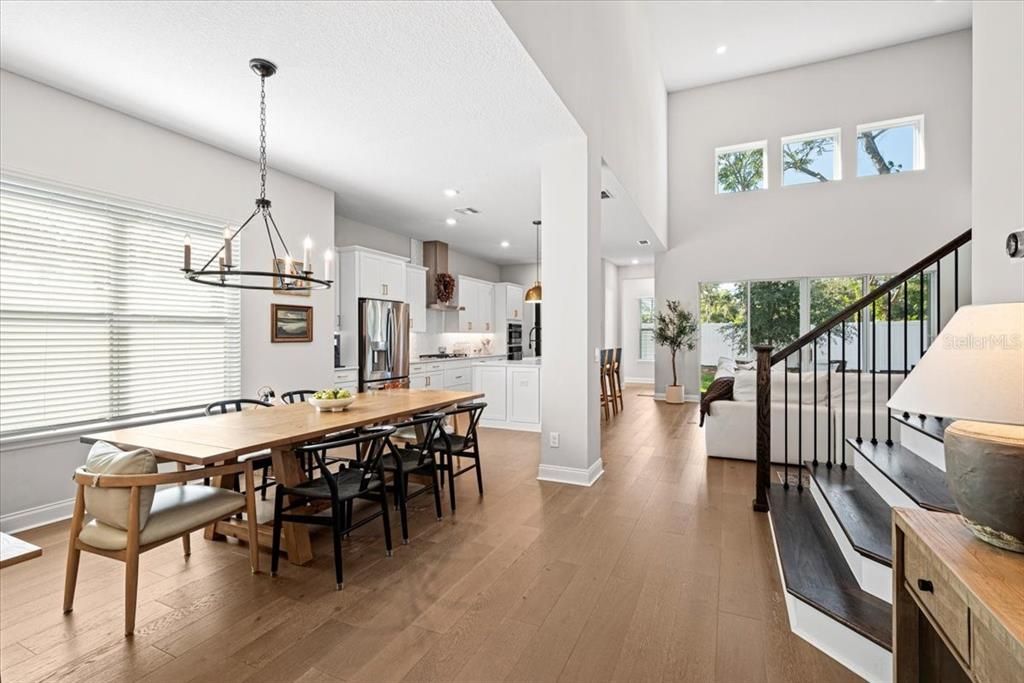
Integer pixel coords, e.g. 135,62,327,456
471,357,541,432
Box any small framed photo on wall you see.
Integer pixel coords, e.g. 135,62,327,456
273,258,311,296
271,304,313,343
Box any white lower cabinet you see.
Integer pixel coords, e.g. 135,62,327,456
473,366,507,421
508,367,540,424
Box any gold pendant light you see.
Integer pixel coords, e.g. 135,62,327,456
525,219,542,303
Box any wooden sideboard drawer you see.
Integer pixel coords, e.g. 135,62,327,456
903,536,970,663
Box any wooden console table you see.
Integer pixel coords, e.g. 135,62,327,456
893,508,1024,682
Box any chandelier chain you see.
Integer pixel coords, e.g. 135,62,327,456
258,75,268,202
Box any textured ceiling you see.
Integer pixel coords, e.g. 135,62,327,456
644,1,973,91
0,1,614,265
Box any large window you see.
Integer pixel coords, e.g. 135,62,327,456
857,115,925,176
715,141,767,194
782,129,841,186
0,175,241,436
638,297,655,361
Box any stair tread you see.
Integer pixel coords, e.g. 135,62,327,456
768,482,892,650
847,439,958,513
892,413,951,442
806,463,893,566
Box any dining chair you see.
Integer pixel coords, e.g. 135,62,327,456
64,453,257,635
379,412,446,543
280,389,348,477
612,347,625,411
435,401,488,512
599,349,612,420
205,399,274,499
271,426,395,590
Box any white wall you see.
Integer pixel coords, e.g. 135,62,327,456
971,3,1024,304
655,31,973,395
0,70,335,529
335,214,411,258
495,1,668,247
620,276,655,383
603,260,620,347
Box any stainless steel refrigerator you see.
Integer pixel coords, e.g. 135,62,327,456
358,298,410,391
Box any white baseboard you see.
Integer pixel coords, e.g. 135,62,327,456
479,420,541,433
623,377,654,385
651,393,699,403
1,497,75,534
767,509,892,683
808,473,892,603
537,459,604,487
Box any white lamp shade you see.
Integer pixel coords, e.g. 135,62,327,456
887,303,1024,425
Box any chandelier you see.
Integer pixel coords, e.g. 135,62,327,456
182,58,332,290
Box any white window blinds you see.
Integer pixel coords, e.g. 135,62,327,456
0,175,241,436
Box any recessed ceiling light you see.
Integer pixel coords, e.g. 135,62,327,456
631,259,639,265
500,241,510,248
443,188,459,198
445,218,457,226
716,45,727,55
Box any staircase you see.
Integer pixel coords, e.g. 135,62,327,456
752,229,971,682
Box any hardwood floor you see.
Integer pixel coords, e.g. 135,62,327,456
0,386,860,682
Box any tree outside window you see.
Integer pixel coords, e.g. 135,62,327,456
716,142,766,193
857,116,924,176
783,130,840,186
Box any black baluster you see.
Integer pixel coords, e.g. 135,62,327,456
903,281,909,417
827,328,833,468
798,348,803,492
919,270,926,419
954,248,960,311
813,338,818,467
936,258,942,330
857,308,863,444
871,300,877,445
841,319,847,469
886,289,893,447
784,355,789,490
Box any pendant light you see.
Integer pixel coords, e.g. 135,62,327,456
525,219,542,303
183,58,332,291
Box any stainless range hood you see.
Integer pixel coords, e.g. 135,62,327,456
423,240,464,311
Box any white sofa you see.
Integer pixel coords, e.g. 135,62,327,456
704,370,903,463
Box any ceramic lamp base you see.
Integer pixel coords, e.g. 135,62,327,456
665,385,685,404
944,420,1024,554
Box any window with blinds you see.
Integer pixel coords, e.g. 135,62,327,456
0,175,241,437
639,297,655,361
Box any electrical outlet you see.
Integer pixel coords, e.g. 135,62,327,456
549,432,560,448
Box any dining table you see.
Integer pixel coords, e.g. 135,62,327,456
81,388,483,567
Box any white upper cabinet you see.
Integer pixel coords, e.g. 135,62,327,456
336,247,410,367
495,283,524,322
379,257,406,302
457,276,494,333
353,250,405,302
406,264,427,333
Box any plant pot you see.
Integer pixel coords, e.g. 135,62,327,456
665,385,685,404
944,420,1024,553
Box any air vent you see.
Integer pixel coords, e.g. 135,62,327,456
454,207,481,215
600,190,614,199
637,239,651,246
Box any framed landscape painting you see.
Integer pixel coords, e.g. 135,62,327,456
271,304,313,343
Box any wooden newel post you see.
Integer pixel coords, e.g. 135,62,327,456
752,344,773,512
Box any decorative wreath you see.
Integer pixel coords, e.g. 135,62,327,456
435,272,456,303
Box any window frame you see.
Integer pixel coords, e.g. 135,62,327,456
856,115,926,177
638,296,655,362
780,128,842,187
714,140,768,194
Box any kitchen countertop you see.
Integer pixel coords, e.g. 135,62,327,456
473,357,542,367
335,354,513,370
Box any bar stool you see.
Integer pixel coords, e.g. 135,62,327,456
612,347,624,411
599,349,612,420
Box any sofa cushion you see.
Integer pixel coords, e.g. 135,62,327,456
83,441,158,531
79,485,245,551
733,367,840,404
714,356,736,380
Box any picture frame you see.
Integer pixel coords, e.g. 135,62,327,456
271,303,313,343
273,258,311,296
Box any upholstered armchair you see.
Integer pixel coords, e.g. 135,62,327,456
63,445,259,636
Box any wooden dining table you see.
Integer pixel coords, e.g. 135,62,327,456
81,388,482,566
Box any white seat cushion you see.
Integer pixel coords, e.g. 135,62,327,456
79,485,245,551
83,441,158,531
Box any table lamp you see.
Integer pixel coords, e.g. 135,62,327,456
888,302,1024,553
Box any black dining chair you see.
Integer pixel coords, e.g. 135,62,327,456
379,412,446,544
271,426,395,590
204,399,275,499
435,401,487,512
280,388,348,477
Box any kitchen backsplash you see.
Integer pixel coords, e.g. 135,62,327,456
411,332,498,358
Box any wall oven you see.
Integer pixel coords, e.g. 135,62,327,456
507,323,523,360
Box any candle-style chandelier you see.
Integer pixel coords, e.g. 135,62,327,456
183,58,332,290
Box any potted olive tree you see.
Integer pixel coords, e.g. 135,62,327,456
654,299,698,404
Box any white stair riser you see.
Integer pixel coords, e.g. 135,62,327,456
808,477,892,603
897,424,945,471
851,448,921,510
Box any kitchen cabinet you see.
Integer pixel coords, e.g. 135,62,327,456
457,276,495,333
508,367,540,424
495,283,524,322
345,248,406,302
472,365,508,421
406,264,427,333
333,368,358,394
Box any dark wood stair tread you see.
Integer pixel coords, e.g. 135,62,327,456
892,413,951,442
847,439,958,513
805,463,893,566
767,483,892,650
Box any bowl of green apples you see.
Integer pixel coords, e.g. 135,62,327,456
308,388,356,412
